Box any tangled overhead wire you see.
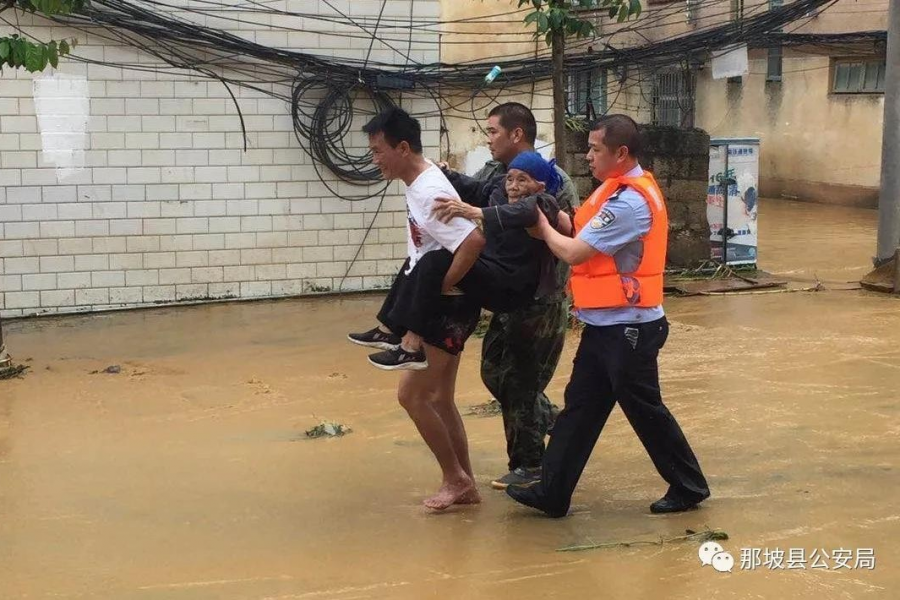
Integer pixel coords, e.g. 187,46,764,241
7,0,882,202
290,78,395,199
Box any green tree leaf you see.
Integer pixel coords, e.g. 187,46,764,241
12,38,27,66
548,9,563,31
2,0,83,72
48,40,58,68
630,0,642,19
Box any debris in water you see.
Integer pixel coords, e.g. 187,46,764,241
305,421,352,439
557,528,729,553
467,398,502,417
0,363,30,380
473,312,491,338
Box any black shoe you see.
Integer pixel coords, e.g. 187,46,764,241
347,327,401,351
367,347,429,371
650,493,707,514
505,485,567,518
491,467,541,490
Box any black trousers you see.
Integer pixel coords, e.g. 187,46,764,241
536,317,710,515
378,250,536,339
377,252,453,339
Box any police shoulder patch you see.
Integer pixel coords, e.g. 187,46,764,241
590,208,617,230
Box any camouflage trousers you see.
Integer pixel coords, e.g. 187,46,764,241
480,298,568,471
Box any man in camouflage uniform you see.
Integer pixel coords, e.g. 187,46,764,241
468,103,580,489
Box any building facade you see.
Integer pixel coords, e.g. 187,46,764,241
569,0,889,207
0,1,442,318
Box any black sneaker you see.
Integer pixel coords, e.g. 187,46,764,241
367,347,429,371
347,327,401,351
491,467,542,490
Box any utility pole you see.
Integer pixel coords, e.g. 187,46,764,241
552,28,569,174
875,0,900,264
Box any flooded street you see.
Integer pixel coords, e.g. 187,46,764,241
1,199,897,599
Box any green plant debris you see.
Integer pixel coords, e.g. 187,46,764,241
557,528,729,553
466,398,502,417
305,421,352,439
0,363,29,380
473,312,491,338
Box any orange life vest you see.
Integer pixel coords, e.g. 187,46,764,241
570,170,668,309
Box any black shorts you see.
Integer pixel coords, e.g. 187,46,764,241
377,256,481,356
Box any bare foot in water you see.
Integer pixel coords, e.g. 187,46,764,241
455,488,482,505
423,477,474,511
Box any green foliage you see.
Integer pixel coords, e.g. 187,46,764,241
1,0,83,72
517,0,642,46
305,421,352,438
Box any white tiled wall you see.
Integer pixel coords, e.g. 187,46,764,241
0,1,442,317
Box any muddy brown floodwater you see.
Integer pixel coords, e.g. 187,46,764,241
1,200,898,599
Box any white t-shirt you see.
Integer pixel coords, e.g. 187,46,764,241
405,162,477,273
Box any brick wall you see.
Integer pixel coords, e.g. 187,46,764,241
0,1,441,317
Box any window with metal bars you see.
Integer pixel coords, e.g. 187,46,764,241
567,68,608,119
652,67,695,128
767,47,783,82
832,58,887,94
685,0,699,24
767,0,783,82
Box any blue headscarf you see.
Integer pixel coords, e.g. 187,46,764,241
508,151,561,196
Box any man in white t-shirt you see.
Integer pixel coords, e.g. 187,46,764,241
350,108,486,511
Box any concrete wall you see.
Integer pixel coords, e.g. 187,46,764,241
694,50,884,208
640,127,712,267
0,1,443,318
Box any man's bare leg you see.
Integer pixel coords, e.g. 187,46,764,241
401,331,424,353
398,349,474,510
431,354,481,505
374,327,421,353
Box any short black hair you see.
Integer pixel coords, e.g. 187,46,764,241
488,102,537,145
590,114,642,158
362,107,423,154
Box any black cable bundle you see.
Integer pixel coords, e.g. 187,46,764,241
4,0,880,200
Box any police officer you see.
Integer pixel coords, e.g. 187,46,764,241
506,114,710,517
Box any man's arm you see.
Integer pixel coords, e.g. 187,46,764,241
442,228,485,292
434,196,541,230
532,211,597,266
554,211,574,236
532,191,650,266
443,169,493,208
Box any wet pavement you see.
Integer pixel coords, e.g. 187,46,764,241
1,199,898,599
